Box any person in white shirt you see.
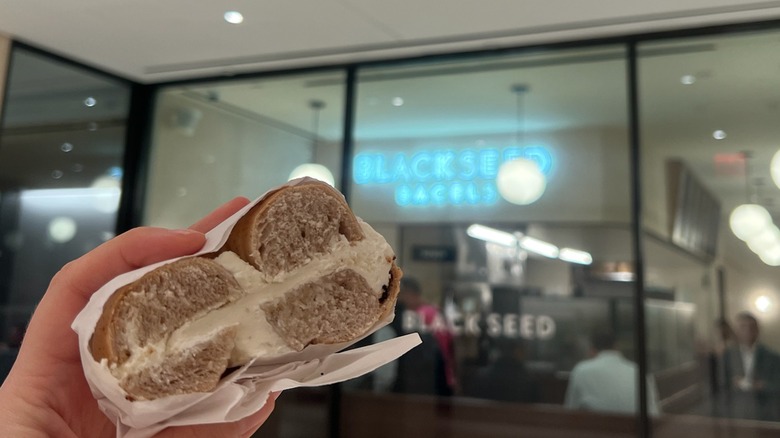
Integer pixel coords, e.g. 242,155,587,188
722,312,780,420
565,332,660,416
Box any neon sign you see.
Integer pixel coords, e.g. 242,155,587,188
353,146,553,207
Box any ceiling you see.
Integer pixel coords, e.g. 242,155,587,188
3,0,780,83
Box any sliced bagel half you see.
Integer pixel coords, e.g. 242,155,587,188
89,181,401,400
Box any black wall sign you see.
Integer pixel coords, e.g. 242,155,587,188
412,245,456,262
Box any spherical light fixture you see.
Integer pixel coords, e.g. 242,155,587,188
288,163,335,187
48,217,77,243
759,244,780,266
729,204,772,241
770,149,780,190
747,226,780,253
497,158,546,205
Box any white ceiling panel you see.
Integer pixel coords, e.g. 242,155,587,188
2,0,780,82
341,0,779,39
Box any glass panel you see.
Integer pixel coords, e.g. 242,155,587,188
144,71,346,229
0,47,131,383
640,30,780,435
345,46,642,437
145,70,347,438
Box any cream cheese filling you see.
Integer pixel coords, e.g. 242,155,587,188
112,220,394,378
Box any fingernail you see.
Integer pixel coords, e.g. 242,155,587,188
174,229,203,237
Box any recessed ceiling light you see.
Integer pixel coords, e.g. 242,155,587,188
224,11,244,24
84,97,96,107
392,97,404,107
51,170,63,179
60,142,73,152
713,130,727,140
680,75,696,85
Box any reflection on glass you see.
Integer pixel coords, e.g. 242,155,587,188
640,29,780,433
0,47,130,384
144,71,346,229
144,71,347,438
346,45,634,436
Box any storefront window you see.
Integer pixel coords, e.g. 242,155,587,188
144,71,346,229
640,30,780,434
0,47,131,383
346,46,643,436
145,70,347,438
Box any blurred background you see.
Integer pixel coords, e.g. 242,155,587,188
4,2,780,437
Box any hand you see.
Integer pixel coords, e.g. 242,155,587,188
736,377,751,391
735,377,763,392
0,197,278,437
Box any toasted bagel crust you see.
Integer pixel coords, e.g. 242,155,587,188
89,180,401,400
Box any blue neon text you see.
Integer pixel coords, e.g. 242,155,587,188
353,146,552,207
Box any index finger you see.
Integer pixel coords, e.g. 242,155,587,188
189,197,251,233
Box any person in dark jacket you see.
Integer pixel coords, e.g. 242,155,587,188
721,312,780,421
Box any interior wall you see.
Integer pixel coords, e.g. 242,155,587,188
643,237,716,348
395,223,635,306
643,132,780,352
144,93,312,228
351,126,630,224
397,224,457,305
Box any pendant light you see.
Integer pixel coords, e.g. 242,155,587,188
288,100,335,186
729,152,772,241
729,154,780,266
770,148,780,190
746,179,780,264
497,84,546,205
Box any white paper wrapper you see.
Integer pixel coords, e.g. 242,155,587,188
72,178,421,438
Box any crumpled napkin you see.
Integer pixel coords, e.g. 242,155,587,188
72,177,420,437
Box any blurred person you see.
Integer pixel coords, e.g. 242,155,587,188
397,277,457,395
0,197,278,437
468,339,541,403
722,312,780,420
565,331,660,416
